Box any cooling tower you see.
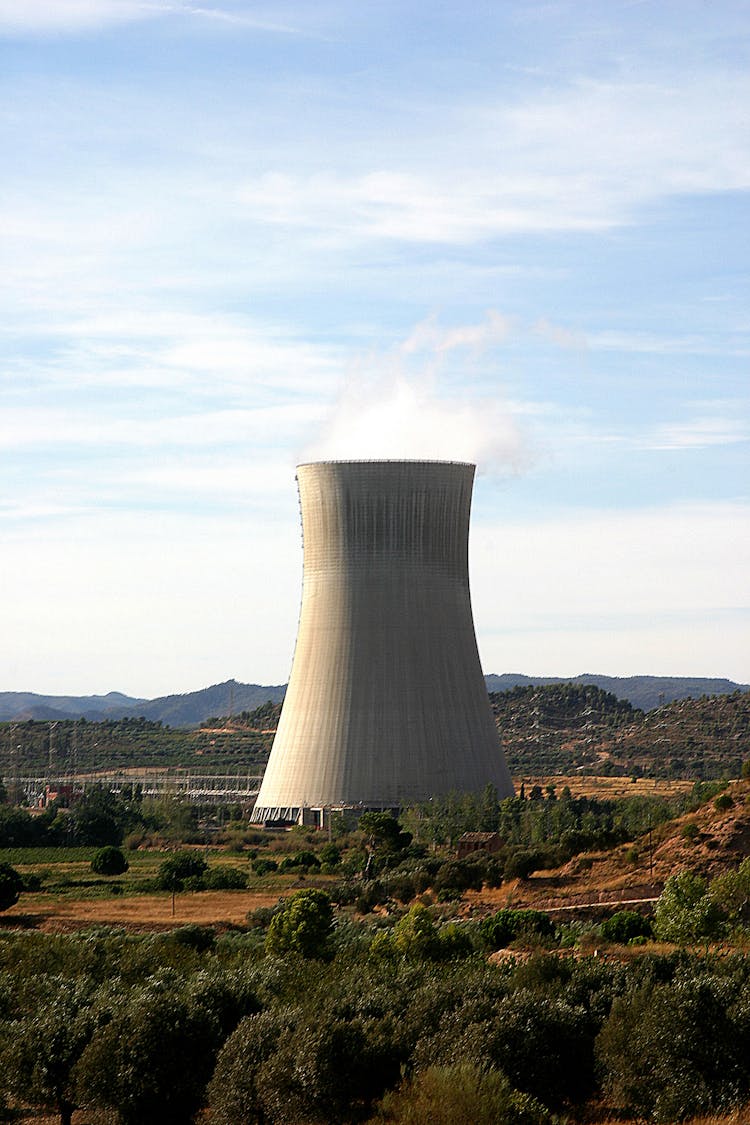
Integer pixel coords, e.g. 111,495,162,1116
251,460,514,824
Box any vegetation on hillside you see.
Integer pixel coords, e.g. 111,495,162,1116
3,688,749,782
0,708,276,774
491,685,750,779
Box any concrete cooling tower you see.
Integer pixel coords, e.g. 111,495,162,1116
251,460,514,825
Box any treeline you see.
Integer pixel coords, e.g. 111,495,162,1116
0,786,249,849
403,780,725,847
205,700,283,729
3,910,750,1123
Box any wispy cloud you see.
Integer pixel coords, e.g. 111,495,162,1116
0,0,165,33
645,416,750,451
0,0,316,35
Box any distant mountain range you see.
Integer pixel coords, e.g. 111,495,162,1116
483,674,749,713
0,674,747,727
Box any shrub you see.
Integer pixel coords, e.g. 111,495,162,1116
265,889,335,959
278,850,321,873
0,862,23,912
251,857,278,876
319,843,341,866
504,850,544,881
714,793,733,811
204,865,247,890
374,1063,550,1125
168,924,216,952
601,910,652,944
91,846,129,876
479,909,555,950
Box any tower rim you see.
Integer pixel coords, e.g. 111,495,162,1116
296,458,476,468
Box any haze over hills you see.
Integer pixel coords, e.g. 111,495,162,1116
483,674,750,713
0,674,747,727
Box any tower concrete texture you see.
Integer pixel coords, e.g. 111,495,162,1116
251,460,514,824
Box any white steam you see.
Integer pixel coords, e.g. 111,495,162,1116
303,312,529,472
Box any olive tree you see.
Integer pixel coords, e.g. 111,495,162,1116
0,975,105,1125
91,845,129,876
77,976,217,1125
265,889,334,959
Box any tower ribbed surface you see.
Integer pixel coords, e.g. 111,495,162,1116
251,460,513,821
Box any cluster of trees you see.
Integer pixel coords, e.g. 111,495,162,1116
399,782,716,855
0,786,144,848
3,903,750,1124
0,785,255,849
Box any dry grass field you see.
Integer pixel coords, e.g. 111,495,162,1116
2,888,287,932
515,773,695,800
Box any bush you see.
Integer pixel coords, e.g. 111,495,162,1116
433,860,484,899
265,889,335,958
168,924,216,952
251,857,278,876
278,850,321,873
714,793,733,811
91,846,129,876
601,910,652,944
374,1063,550,1125
0,863,22,912
319,843,341,866
204,865,248,890
479,909,556,950
504,850,545,881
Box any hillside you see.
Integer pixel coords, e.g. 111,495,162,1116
0,713,276,775
1,674,746,725
3,685,750,781
492,774,750,918
493,685,750,780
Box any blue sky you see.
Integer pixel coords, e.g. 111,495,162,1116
1,0,749,696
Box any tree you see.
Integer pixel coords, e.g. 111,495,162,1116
654,871,723,944
597,977,750,1122
157,851,208,914
209,1010,293,1125
359,811,411,852
1,975,104,1125
392,904,441,961
0,862,22,912
265,889,334,959
709,857,750,927
77,978,218,1125
91,846,129,876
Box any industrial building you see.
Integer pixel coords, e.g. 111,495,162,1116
251,460,514,825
